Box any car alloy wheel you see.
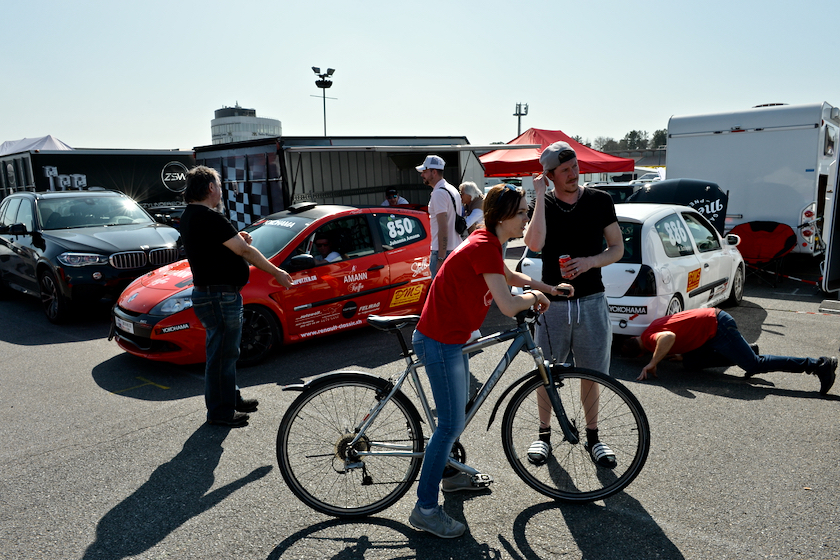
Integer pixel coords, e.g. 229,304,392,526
239,305,280,366
39,269,69,324
666,295,683,316
726,265,744,306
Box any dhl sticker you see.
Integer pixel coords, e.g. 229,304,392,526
390,284,424,307
687,268,701,292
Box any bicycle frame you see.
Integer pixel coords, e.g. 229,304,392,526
345,313,579,466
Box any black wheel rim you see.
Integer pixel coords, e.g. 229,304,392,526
240,308,274,361
40,274,59,319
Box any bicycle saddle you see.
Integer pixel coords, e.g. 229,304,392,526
367,315,420,332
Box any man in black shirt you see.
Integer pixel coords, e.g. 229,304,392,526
523,142,624,467
181,166,293,427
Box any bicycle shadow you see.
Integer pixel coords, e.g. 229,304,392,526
501,492,684,560
265,513,504,559
81,425,272,560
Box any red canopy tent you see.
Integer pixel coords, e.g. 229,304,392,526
480,128,635,177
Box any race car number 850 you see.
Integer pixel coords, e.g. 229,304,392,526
386,218,414,238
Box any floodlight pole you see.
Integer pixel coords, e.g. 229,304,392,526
313,67,335,136
514,103,529,136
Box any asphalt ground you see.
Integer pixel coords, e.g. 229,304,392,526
1,247,838,559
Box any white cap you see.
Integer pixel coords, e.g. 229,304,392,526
416,155,445,171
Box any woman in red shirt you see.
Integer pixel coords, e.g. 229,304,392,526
408,184,573,538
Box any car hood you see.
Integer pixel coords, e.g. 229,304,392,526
602,262,644,297
44,223,180,253
119,260,194,313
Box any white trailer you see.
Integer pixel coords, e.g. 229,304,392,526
666,103,840,256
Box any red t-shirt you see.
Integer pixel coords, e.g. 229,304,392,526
416,229,504,344
640,308,718,354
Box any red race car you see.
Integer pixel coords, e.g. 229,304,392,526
111,203,432,365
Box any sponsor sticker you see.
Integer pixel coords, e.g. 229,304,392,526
159,323,190,334
390,285,424,307
609,305,648,315
687,268,701,292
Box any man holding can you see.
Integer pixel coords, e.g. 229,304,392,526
523,141,624,467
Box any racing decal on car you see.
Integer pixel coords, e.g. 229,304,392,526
412,257,430,277
344,272,368,283
342,301,358,318
609,305,648,315
347,283,364,293
158,323,190,334
360,303,380,313
298,319,365,339
390,284,424,307
263,219,297,228
687,268,701,292
293,274,317,285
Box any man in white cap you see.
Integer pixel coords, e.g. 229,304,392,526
523,141,624,468
417,155,462,278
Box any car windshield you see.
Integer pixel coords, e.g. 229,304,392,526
38,196,154,229
244,216,314,259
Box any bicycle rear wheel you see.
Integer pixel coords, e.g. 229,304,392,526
277,373,424,518
501,368,650,503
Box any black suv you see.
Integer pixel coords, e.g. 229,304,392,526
0,190,182,322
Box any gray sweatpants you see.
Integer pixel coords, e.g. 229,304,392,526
536,292,611,375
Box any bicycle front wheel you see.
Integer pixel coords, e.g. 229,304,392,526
501,368,650,503
277,373,424,518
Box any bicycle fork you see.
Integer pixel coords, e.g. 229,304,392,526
531,348,581,445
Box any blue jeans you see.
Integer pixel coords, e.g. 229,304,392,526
710,311,817,375
412,329,470,510
191,290,243,421
429,250,452,279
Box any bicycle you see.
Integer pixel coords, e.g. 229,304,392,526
276,310,650,518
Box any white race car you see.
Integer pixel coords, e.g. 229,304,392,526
515,203,745,336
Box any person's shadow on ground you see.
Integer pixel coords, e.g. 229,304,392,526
82,425,271,560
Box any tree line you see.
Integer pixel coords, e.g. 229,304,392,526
574,129,667,152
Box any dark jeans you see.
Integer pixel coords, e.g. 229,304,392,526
191,290,243,421
706,310,817,375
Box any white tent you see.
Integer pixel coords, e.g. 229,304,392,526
0,135,73,157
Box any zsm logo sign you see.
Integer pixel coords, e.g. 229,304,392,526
161,161,190,193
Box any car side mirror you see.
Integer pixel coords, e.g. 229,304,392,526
287,254,316,271
726,234,741,246
9,223,27,235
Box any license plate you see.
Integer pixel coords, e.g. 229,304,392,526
115,316,134,334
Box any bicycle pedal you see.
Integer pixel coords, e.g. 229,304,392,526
472,473,493,488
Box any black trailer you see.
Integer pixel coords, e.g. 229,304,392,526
193,136,489,229
0,147,195,210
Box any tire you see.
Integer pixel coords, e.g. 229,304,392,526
276,373,424,518
238,305,280,366
725,265,745,306
39,268,70,324
500,368,650,503
666,294,683,315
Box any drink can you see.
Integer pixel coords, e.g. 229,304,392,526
559,255,571,278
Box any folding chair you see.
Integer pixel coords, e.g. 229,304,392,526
729,221,797,287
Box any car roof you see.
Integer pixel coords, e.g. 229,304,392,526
614,202,697,222
261,203,422,222
7,190,128,200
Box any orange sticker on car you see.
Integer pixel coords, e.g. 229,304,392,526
390,284,424,307
687,268,701,292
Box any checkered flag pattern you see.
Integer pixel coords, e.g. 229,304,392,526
221,155,272,230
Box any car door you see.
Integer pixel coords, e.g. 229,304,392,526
0,197,41,294
681,210,732,306
650,212,702,308
372,210,432,314
282,214,389,339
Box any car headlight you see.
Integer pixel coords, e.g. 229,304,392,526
151,288,194,315
57,252,110,266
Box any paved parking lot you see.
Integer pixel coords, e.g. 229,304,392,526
1,257,838,559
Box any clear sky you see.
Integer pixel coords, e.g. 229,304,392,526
3,0,839,151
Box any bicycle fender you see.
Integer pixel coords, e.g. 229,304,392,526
281,370,380,392
486,370,541,431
